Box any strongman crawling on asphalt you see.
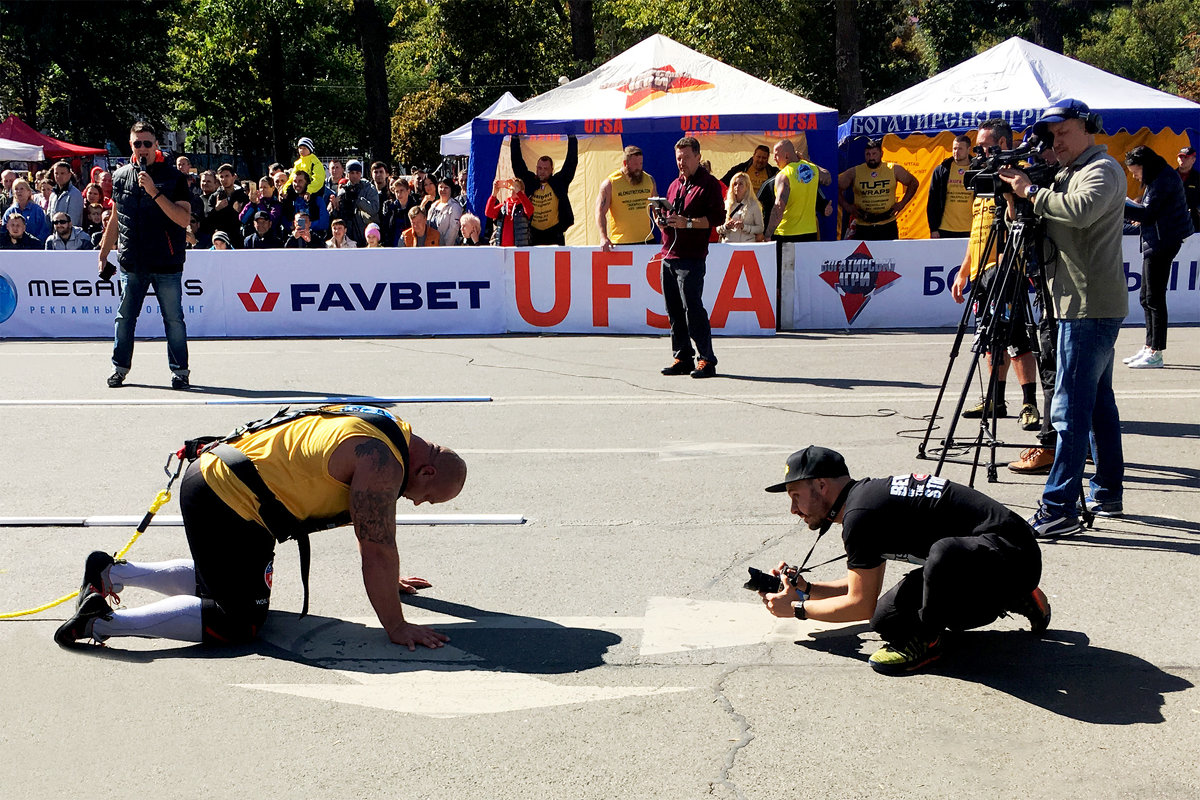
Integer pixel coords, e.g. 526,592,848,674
56,405,466,651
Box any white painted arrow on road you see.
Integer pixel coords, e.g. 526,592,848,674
237,598,856,717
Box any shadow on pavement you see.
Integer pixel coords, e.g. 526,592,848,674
73,595,622,676
716,374,934,390
934,629,1192,724
1122,420,1200,440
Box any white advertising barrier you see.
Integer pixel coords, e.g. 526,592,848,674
218,248,506,337
792,236,1200,330
503,243,777,335
0,251,226,339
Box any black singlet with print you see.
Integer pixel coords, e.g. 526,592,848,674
840,475,1030,570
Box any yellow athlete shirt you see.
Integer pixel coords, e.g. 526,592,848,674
941,163,973,233
607,169,656,244
775,160,821,237
852,163,897,225
529,182,560,231
745,164,773,196
199,413,412,528
963,196,999,280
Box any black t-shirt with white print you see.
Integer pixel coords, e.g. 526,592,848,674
840,475,1032,570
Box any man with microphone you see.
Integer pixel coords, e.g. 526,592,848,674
96,122,195,390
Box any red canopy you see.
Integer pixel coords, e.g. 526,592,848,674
0,115,106,159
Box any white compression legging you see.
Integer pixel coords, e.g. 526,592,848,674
90,559,203,642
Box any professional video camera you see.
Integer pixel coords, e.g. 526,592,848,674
743,564,806,594
964,133,1055,199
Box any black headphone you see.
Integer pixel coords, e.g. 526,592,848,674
1038,99,1103,134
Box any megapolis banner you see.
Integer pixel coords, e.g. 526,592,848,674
0,251,225,338
504,243,776,335
793,237,1200,330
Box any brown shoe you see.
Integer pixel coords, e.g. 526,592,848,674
1009,447,1054,474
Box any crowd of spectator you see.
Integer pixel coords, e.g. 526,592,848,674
5,134,1200,254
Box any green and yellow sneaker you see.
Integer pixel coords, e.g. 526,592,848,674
868,636,943,675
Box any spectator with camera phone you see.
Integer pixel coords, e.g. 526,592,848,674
485,177,532,247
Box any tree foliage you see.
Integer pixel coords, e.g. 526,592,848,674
1071,0,1198,89
0,0,177,151
392,81,475,167
4,0,1199,170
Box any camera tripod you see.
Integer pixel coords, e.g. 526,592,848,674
917,198,1048,485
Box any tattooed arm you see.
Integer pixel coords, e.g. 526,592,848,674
338,436,448,650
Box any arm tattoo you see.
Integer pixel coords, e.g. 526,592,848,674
351,487,395,544
354,437,396,470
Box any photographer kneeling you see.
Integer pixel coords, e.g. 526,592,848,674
758,446,1049,675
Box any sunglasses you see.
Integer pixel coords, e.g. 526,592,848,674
53,219,71,225
132,140,155,149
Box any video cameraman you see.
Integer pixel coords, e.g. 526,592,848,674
757,446,1049,675
950,119,1043,437
998,100,1127,537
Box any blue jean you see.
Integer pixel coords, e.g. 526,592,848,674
112,270,189,375
1042,318,1123,516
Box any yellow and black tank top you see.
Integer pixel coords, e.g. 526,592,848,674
199,412,412,528
529,182,560,231
942,162,973,233
852,163,898,225
607,169,656,244
775,160,821,237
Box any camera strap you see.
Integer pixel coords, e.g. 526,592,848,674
795,482,854,574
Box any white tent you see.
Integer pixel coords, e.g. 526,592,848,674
440,92,521,156
0,137,44,161
840,37,1200,140
468,34,839,244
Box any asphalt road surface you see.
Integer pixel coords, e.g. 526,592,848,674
1,327,1196,799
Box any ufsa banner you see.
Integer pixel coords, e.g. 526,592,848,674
0,244,778,338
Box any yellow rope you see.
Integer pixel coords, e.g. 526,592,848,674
0,489,173,619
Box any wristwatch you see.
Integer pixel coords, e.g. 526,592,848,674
1025,184,1040,199
686,218,693,229
793,601,807,621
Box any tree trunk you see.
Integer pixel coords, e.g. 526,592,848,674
266,24,288,166
567,0,595,63
1028,0,1064,53
835,0,865,117
352,0,392,165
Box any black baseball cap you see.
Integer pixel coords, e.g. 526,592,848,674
764,446,850,493
253,210,271,220
1180,146,1196,157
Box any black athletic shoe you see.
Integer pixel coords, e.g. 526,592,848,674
171,374,190,390
78,550,122,609
106,371,126,388
661,358,693,376
1008,586,1052,635
55,592,113,647
690,359,716,379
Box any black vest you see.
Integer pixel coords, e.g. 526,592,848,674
112,160,187,272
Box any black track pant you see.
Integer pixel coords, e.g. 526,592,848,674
870,529,1041,645
180,462,277,644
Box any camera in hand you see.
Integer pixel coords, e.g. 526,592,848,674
744,564,804,593
964,133,1055,199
